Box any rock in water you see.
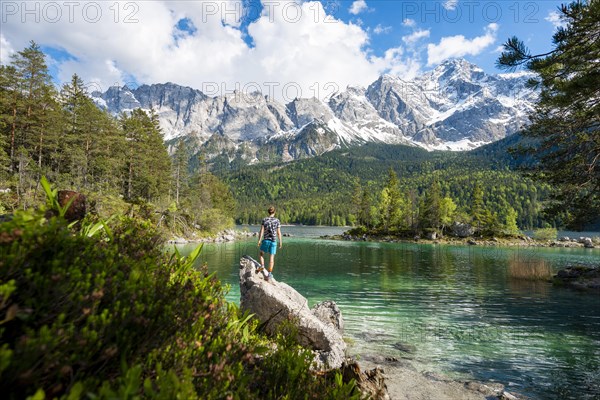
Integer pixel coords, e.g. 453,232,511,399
554,266,600,290
239,257,346,369
311,300,344,333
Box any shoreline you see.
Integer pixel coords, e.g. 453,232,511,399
324,233,598,249
167,228,256,244
356,355,523,400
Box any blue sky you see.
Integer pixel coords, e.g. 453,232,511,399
0,0,565,99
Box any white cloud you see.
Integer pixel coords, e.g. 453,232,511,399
373,24,392,35
403,18,416,27
0,35,15,65
545,10,566,28
427,23,499,65
371,47,421,79
443,0,459,11
402,29,430,45
349,0,368,15
0,1,425,101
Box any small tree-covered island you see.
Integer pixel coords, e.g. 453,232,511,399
1,1,599,399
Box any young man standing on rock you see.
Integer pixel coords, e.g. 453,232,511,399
257,206,282,281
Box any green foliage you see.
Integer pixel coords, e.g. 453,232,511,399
503,206,521,236
0,43,235,236
223,142,556,231
439,197,457,231
533,227,558,242
40,175,75,218
121,109,171,201
251,321,361,400
172,140,189,205
420,179,442,231
58,74,125,192
497,0,600,228
0,210,356,399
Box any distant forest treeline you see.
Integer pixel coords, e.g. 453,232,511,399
220,141,560,231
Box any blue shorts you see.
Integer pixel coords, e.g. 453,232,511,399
260,239,277,255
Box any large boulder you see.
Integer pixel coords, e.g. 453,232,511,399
239,256,346,369
578,237,595,248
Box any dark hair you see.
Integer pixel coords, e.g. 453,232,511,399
268,206,275,215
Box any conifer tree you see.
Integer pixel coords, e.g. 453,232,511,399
378,169,404,231
0,66,15,178
59,74,124,190
421,179,442,230
122,109,171,201
11,41,58,174
172,140,189,205
504,206,520,235
439,196,457,232
471,182,486,231
497,0,600,227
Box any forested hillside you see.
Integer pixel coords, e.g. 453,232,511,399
220,140,557,230
0,42,234,235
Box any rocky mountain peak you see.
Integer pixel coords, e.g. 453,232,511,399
91,59,538,162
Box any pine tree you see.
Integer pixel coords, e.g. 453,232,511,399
421,179,442,231
359,186,373,228
504,206,520,235
0,63,23,173
471,182,486,232
497,0,600,227
0,66,16,179
11,41,58,174
378,169,404,231
59,74,124,191
121,109,171,201
172,140,189,205
439,196,457,232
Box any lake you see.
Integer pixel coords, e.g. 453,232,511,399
177,226,600,399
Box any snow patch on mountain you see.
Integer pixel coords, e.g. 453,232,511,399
91,58,538,162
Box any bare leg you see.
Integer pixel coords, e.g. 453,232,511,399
269,254,275,273
259,251,265,267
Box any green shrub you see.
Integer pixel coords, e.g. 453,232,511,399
0,209,358,399
346,226,368,236
533,227,558,241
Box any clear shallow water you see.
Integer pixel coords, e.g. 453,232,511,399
177,226,600,399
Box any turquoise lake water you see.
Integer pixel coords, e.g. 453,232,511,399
177,226,600,399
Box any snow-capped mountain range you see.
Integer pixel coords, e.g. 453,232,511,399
91,59,537,163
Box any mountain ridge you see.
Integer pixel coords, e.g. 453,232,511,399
91,58,537,163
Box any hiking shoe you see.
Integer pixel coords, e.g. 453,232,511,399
255,266,264,274
266,272,273,281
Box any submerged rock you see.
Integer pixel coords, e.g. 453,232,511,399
554,266,600,290
239,256,347,369
392,342,416,354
